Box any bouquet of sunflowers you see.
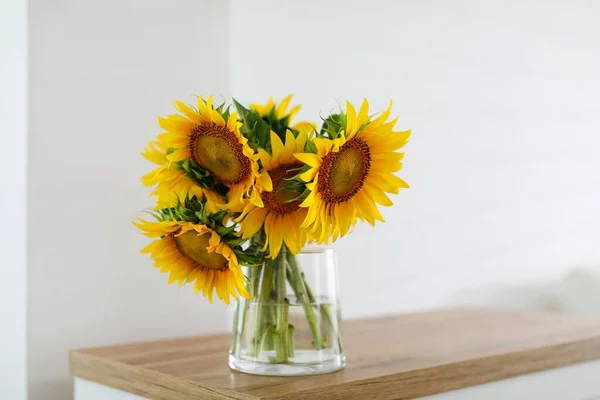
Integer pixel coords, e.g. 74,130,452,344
135,95,409,371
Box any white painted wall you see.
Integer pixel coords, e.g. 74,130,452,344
0,0,27,398
28,1,230,399
230,1,600,317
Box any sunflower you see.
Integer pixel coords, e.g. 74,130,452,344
134,218,250,304
237,130,310,258
141,141,210,209
156,96,272,211
295,99,410,243
251,94,315,137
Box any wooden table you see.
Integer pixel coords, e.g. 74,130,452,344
70,308,600,399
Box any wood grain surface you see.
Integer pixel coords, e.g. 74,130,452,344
69,308,600,399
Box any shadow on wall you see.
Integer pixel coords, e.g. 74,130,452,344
446,267,600,317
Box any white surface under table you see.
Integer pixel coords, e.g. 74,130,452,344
75,360,600,400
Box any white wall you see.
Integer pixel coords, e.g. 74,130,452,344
28,1,230,399
231,1,600,317
0,0,27,398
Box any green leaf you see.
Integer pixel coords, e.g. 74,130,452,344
320,112,345,139
221,105,231,121
216,224,236,237
305,139,318,154
232,98,250,119
233,98,271,149
228,237,246,247
235,250,262,266
210,209,228,223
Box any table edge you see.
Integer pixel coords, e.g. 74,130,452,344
70,334,600,400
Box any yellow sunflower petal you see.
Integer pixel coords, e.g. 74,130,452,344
281,217,301,254
214,272,229,304
226,273,239,301
227,112,239,131
276,95,293,119
294,153,321,168
299,168,318,183
293,122,316,137
158,115,195,133
295,130,308,153
157,131,189,147
165,147,190,162
249,186,264,208
352,98,370,137
173,100,201,123
368,100,393,130
236,278,251,299
202,269,215,301
353,191,376,226
257,148,273,170
283,130,296,161
205,96,214,114
265,214,283,258
241,207,268,239
300,181,317,208
259,171,273,192
345,101,358,135
212,108,226,126
333,202,351,237
314,137,335,156
271,131,285,158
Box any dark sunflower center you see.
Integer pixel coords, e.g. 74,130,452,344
190,124,251,185
318,138,371,203
261,164,302,216
174,230,228,270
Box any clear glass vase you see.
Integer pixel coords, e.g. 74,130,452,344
229,247,345,376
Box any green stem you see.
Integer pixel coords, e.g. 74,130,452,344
287,324,295,358
248,261,274,357
232,264,259,352
304,280,344,354
274,248,290,363
286,252,327,350
236,232,265,355
260,323,275,351
251,264,261,298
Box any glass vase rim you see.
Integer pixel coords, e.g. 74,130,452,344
298,246,335,254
